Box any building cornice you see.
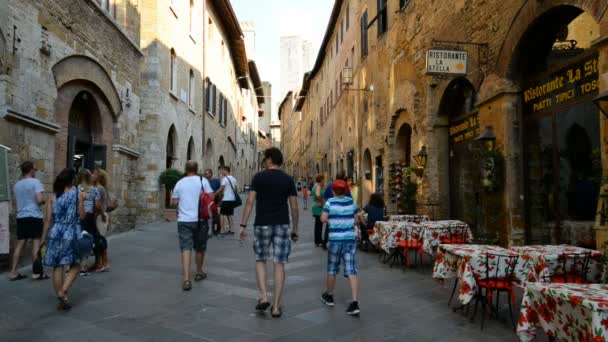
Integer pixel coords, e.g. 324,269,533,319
112,144,141,159
4,108,61,134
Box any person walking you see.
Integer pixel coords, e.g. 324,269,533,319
204,169,221,236
92,168,111,272
9,161,47,281
320,180,361,316
171,161,214,291
239,147,299,318
322,171,349,248
218,166,238,235
43,168,86,311
347,177,359,206
311,174,325,247
302,184,309,210
77,169,101,276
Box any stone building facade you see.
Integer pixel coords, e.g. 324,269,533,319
283,0,608,247
0,0,263,259
0,0,142,232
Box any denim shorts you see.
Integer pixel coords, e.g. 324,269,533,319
327,241,358,276
253,224,291,264
177,221,209,252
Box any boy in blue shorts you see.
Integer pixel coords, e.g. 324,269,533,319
320,179,361,316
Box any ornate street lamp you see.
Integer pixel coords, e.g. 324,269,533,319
413,146,427,176
474,126,496,151
593,91,608,118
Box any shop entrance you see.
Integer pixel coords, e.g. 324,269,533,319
516,9,601,245
440,78,479,223
67,91,106,172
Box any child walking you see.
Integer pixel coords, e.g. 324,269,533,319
320,180,361,316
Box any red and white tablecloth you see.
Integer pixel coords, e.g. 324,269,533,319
517,283,608,342
433,244,519,305
510,245,602,284
371,221,422,253
420,220,472,255
388,215,430,223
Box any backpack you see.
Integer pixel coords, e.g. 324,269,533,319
199,177,214,220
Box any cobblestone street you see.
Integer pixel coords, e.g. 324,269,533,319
1,199,518,342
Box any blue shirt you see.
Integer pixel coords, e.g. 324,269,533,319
364,204,384,228
323,196,358,242
83,186,100,214
209,178,221,191
14,178,44,219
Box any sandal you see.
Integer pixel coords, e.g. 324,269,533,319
9,273,27,281
270,306,282,318
182,280,192,291
57,295,72,311
33,273,50,280
255,300,271,312
194,272,207,282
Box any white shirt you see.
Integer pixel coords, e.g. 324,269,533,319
172,176,214,222
221,175,238,201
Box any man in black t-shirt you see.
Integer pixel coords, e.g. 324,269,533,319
239,147,299,318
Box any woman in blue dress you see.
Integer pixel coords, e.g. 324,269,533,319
42,168,85,311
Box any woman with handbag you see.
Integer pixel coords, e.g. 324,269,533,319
77,169,102,276
93,168,116,272
42,168,86,311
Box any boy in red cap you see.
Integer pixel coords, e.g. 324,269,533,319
320,179,361,316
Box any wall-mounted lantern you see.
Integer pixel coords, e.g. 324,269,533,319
474,126,496,151
413,146,427,177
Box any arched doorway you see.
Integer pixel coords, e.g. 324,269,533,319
67,91,106,172
187,136,195,161
438,78,478,223
205,138,214,169
218,155,225,169
512,7,601,244
166,125,177,169
395,124,412,165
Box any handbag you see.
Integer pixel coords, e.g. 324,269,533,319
96,212,110,236
225,177,242,208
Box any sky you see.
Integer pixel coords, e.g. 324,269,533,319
230,0,334,113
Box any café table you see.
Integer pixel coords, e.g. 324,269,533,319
517,283,608,342
433,244,520,305
372,221,422,254
421,220,472,256
510,245,602,284
388,214,430,223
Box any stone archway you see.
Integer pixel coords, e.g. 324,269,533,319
52,55,120,175
166,125,177,169
187,136,195,161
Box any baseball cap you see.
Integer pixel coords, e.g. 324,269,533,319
332,180,348,193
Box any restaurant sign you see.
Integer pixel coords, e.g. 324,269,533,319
449,113,480,144
426,49,468,75
523,54,598,114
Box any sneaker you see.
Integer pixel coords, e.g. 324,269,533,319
346,301,360,316
321,292,335,306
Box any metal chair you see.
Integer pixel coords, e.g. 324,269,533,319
546,252,591,284
398,225,424,269
471,253,519,330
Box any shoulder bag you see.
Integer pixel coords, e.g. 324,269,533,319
226,177,242,208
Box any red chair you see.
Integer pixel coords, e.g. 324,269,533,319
471,253,519,330
397,226,424,268
439,226,467,245
547,252,591,284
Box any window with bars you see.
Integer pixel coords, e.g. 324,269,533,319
377,0,388,37
361,11,368,59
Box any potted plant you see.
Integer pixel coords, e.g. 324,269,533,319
159,169,183,221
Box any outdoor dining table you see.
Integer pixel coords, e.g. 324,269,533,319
370,221,422,253
517,283,608,342
510,245,603,284
433,244,520,305
387,214,430,223
420,220,472,255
